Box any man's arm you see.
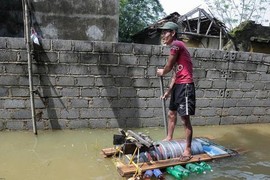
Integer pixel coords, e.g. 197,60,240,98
161,70,176,99
157,54,177,76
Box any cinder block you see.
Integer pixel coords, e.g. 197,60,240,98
80,53,99,64
132,78,150,88
119,87,136,97
68,119,89,129
100,87,118,97
11,87,29,97
119,55,137,65
246,115,259,123
187,47,195,57
52,39,72,51
126,118,142,128
206,70,222,79
62,88,80,97
194,48,211,58
6,38,26,50
137,55,149,66
69,98,88,108
160,46,169,55
140,117,161,127
73,40,93,52
237,51,251,61
239,82,254,90
108,66,127,76
129,98,148,108
55,76,75,86
0,109,10,118
6,120,24,130
223,99,238,107
80,108,99,119
258,115,270,123
75,76,95,87
100,54,119,65
46,98,67,108
60,109,79,119
88,65,107,75
264,54,270,63
0,50,17,62
205,117,220,125
210,49,225,59
250,52,264,62
127,67,145,77
93,41,113,53
212,80,226,89
91,98,111,107
6,64,26,74
90,119,112,128
233,116,248,124
81,88,100,97
4,99,25,109
37,52,58,63
133,43,152,55
69,65,89,75
48,64,70,75
59,52,79,63
0,37,7,49
152,45,162,56
33,39,51,51
0,120,4,130
240,107,254,116
95,77,115,87
220,116,234,125
197,80,212,88
11,109,32,119
191,117,208,126
149,55,167,66
114,42,133,54
0,87,9,97
137,89,154,98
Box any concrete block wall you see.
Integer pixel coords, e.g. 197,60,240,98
0,37,269,130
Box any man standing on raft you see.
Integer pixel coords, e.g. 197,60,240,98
156,22,196,162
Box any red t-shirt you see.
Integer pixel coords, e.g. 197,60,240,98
170,40,193,84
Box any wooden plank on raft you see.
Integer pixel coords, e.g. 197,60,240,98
101,147,117,157
117,153,212,177
116,149,245,177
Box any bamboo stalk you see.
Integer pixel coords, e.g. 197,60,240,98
23,0,37,135
159,76,167,135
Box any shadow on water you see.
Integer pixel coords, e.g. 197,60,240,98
218,126,270,154
207,126,270,180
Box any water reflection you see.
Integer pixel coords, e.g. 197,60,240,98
0,124,269,180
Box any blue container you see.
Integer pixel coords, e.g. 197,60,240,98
153,168,162,178
143,170,153,179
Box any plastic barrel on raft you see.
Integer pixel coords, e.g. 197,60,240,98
135,139,204,162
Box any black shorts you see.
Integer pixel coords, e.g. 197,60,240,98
169,83,196,116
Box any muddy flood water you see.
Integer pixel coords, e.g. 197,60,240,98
0,123,270,180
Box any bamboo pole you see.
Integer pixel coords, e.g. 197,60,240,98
23,0,37,135
159,76,168,135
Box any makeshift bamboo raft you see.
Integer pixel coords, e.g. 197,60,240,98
101,129,245,178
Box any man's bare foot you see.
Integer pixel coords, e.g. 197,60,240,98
179,155,193,162
179,150,192,162
182,150,192,157
162,137,172,141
